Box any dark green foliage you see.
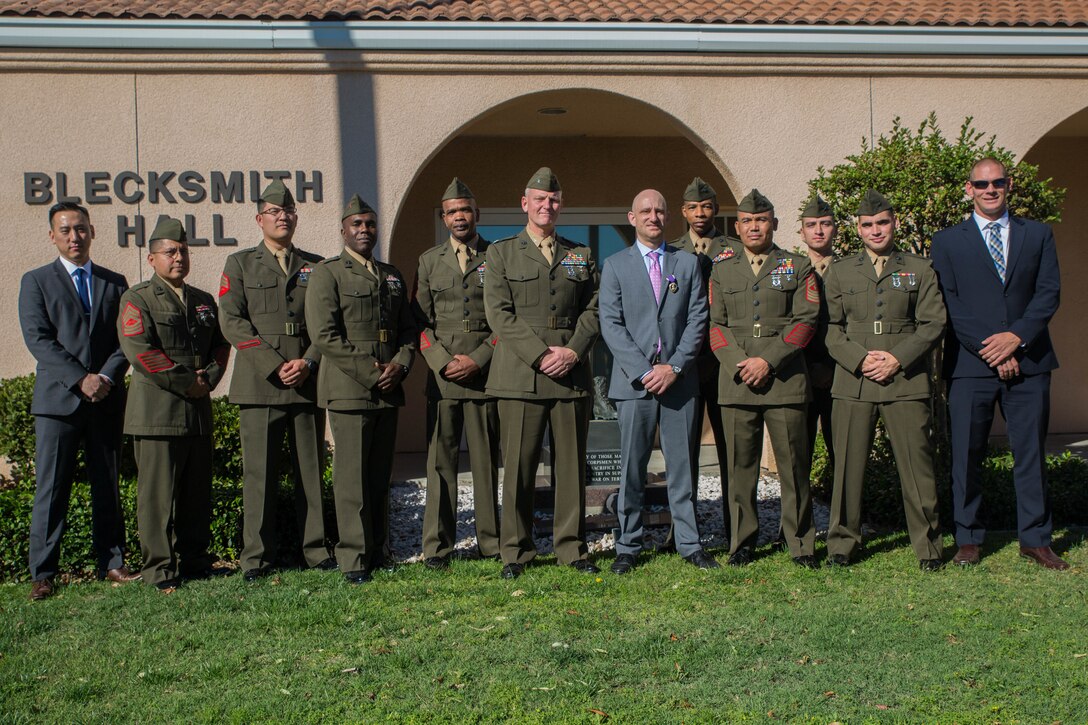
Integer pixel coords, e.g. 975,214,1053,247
0,374,335,579
805,113,1066,257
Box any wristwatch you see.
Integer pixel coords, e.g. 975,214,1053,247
671,365,682,376
303,358,318,374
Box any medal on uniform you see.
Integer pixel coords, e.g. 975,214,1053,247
892,273,902,288
476,261,486,284
195,304,215,326
908,273,917,287
772,274,781,288
298,266,312,283
384,273,402,291
713,249,735,264
666,274,678,294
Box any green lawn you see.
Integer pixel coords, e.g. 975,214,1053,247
2,531,1086,723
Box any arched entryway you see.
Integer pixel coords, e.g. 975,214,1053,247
389,88,736,451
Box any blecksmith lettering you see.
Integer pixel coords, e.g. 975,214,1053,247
23,170,323,248
24,170,323,205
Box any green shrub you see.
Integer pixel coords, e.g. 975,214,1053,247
0,374,335,580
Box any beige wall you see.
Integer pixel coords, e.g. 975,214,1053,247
2,51,1087,452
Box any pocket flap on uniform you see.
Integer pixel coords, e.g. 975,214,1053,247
343,287,373,298
510,269,540,282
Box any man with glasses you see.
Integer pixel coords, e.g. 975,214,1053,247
19,202,137,600
118,217,231,591
218,180,334,582
931,158,1066,570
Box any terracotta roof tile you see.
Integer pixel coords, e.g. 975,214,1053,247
2,0,1086,26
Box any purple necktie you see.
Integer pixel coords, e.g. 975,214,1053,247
649,251,662,303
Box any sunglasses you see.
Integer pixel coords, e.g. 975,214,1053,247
969,177,1009,190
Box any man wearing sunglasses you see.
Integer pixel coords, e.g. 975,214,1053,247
931,158,1065,570
218,180,335,582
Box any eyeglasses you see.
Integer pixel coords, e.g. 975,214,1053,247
153,248,191,259
969,178,1009,190
260,207,298,219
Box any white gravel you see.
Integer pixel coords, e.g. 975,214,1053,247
389,475,831,562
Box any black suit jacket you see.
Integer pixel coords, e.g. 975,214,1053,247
931,214,1060,379
19,259,130,416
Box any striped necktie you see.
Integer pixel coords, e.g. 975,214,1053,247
986,221,1006,283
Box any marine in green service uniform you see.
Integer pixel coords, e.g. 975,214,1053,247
218,180,335,582
412,177,500,569
707,189,820,568
822,190,946,570
305,194,416,585
484,167,601,579
117,217,231,591
669,177,741,542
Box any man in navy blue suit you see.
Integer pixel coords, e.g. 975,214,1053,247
19,202,139,600
931,157,1066,570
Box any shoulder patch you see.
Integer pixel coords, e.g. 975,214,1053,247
218,273,230,297
121,302,144,336
136,350,174,373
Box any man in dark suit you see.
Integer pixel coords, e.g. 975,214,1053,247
931,157,1066,570
18,202,138,600
599,190,715,573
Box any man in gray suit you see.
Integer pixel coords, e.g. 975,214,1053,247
599,190,717,573
19,202,138,600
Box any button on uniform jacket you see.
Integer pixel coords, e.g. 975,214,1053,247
412,237,495,400
484,230,600,400
823,251,946,402
707,246,818,405
304,252,416,410
218,243,324,405
117,277,230,436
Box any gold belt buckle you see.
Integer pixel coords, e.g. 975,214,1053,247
463,319,471,333
379,329,390,343
753,323,762,338
548,316,558,329
873,321,883,335
284,322,300,335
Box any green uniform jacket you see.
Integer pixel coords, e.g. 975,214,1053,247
218,242,323,405
304,252,415,411
708,246,819,405
483,230,599,400
803,256,838,382
672,229,743,364
118,277,229,436
412,238,495,400
823,251,947,402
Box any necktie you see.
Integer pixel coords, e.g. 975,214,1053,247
539,239,554,264
456,242,470,274
73,268,91,313
365,259,378,279
987,221,1006,282
274,249,289,274
696,238,711,255
751,255,764,275
649,251,663,357
873,256,885,277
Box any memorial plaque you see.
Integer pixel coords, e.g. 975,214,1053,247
585,419,621,486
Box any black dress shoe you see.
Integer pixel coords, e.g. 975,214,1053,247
570,559,601,574
825,554,851,567
344,570,371,585
792,555,818,570
155,578,180,592
243,569,264,582
919,559,944,572
424,556,449,571
728,548,753,567
182,566,233,581
313,557,339,571
683,549,721,570
611,553,637,575
370,557,397,573
501,563,524,579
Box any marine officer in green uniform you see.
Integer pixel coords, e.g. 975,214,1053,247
670,177,740,540
304,195,415,584
218,180,335,582
799,194,839,480
822,190,946,570
484,167,601,579
412,178,500,569
117,217,231,591
707,189,820,568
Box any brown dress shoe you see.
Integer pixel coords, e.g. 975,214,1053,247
30,578,54,601
101,567,142,584
1019,546,1070,571
952,544,980,566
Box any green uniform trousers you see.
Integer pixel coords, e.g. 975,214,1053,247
238,404,328,572
423,398,500,559
827,398,942,561
722,404,814,557
498,397,589,566
134,435,215,585
328,408,398,573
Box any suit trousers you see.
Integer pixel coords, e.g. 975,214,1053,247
827,398,942,561
498,397,589,566
948,373,1052,548
722,404,814,557
423,398,501,559
134,435,215,585
615,395,701,557
29,406,126,580
328,408,398,572
239,404,328,572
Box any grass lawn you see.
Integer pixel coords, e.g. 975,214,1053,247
1,530,1086,723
